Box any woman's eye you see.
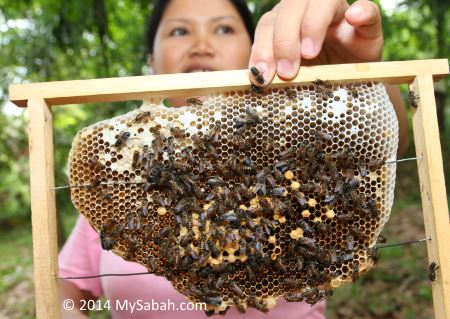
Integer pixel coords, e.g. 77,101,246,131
170,27,188,37
216,25,233,35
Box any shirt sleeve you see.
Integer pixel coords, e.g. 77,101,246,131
58,215,103,297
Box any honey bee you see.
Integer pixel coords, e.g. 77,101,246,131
248,294,268,313
228,280,243,296
244,105,262,126
147,254,158,273
115,131,131,148
377,234,387,244
285,89,297,101
314,222,332,237
186,97,204,107
213,274,226,290
313,79,333,98
134,111,151,123
301,287,322,305
250,83,264,94
349,86,359,98
338,252,354,263
218,307,230,316
407,90,419,108
170,127,186,139
312,79,329,87
204,309,215,317
179,230,195,248
207,239,221,258
284,292,304,302
250,66,265,84
255,172,267,196
336,212,353,223
328,248,338,264
154,226,171,245
352,265,360,282
345,177,360,191
233,297,246,313
139,199,149,217
367,198,379,218
358,162,369,177
88,178,102,189
284,277,302,288
274,258,288,273
296,219,313,236
245,264,255,280
207,176,226,187
367,159,385,171
350,226,367,240
345,234,355,252
293,191,308,208
101,192,113,201
126,212,142,231
428,262,440,282
88,156,104,170
202,295,222,307
100,220,118,250
219,210,239,225
125,236,140,259
132,150,140,169
149,124,161,134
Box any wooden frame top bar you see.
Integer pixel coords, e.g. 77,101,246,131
9,59,449,107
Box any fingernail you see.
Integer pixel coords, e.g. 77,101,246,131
277,59,295,78
301,37,315,58
347,5,362,17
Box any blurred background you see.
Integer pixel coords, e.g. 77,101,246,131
0,0,449,318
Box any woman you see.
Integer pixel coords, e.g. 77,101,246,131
60,0,408,318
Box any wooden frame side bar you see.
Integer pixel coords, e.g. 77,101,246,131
28,99,61,319
410,75,450,319
9,59,449,107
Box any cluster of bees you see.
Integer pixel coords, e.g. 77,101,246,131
97,109,384,315
70,79,398,315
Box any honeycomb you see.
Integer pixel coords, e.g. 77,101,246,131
69,81,398,315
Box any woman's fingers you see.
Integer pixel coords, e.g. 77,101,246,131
250,0,350,84
345,0,382,39
248,9,277,85
300,0,348,59
272,0,309,79
249,0,383,84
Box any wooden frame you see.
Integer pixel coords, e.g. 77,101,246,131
9,59,449,319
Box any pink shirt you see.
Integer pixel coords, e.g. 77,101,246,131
59,216,326,318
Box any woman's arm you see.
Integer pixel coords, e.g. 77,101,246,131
60,280,96,318
386,85,409,157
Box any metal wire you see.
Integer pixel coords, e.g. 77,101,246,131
51,157,423,191
377,237,431,249
58,271,152,280
384,156,423,164
56,237,431,280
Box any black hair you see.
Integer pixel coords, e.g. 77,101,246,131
145,0,255,55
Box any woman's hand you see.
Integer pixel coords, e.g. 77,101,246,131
249,0,384,84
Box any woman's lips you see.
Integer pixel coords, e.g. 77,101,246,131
184,65,215,73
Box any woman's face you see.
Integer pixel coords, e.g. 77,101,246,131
150,0,252,74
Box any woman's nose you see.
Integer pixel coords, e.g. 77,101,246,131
189,31,215,57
